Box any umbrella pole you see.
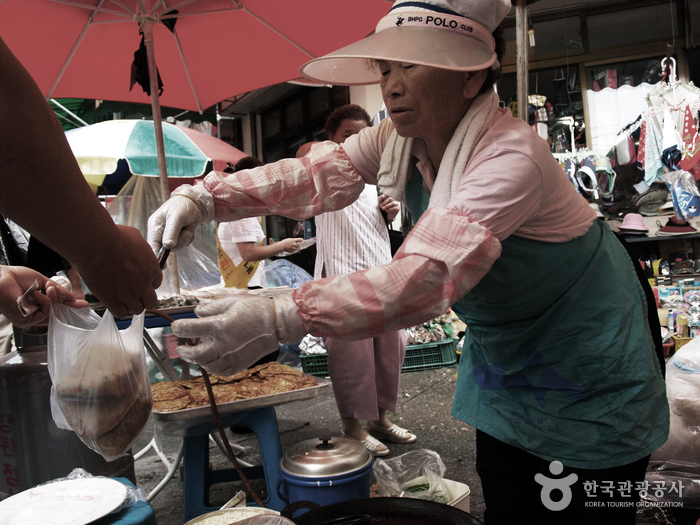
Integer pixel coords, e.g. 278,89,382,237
141,16,181,294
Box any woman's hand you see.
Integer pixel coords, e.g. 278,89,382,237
172,294,305,375
0,265,89,328
379,194,401,222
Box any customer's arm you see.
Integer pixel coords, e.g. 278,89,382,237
0,36,161,317
237,237,303,261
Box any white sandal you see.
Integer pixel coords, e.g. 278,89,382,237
344,433,389,457
360,435,390,457
367,423,417,444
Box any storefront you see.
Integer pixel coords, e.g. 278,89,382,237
214,0,700,276
499,0,700,155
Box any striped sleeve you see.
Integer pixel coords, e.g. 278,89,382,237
294,207,502,339
199,142,365,223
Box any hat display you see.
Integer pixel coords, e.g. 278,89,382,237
575,157,599,200
299,0,512,86
656,216,698,235
618,213,648,232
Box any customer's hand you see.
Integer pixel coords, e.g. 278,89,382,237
172,294,306,375
147,184,215,252
273,237,304,254
78,225,162,318
379,194,401,222
0,265,88,328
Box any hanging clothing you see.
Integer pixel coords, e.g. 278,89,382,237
637,116,665,185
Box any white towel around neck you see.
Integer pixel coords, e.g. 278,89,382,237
377,90,500,209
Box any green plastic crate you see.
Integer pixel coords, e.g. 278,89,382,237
301,339,459,377
402,339,459,372
300,353,330,377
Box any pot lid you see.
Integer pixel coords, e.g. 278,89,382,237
281,436,372,478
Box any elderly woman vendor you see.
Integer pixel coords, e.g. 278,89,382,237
149,0,669,522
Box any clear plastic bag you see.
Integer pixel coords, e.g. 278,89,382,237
645,460,700,508
664,170,700,222
57,468,146,509
651,337,700,482
373,449,450,503
47,304,152,461
264,259,313,289
109,175,222,293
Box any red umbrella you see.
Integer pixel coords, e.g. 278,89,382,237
0,0,390,114
1,0,391,294
0,0,391,200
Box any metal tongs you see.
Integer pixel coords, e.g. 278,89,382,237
158,247,171,270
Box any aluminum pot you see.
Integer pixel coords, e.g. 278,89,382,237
283,497,483,525
279,436,373,513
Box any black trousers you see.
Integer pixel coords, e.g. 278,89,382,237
476,430,649,525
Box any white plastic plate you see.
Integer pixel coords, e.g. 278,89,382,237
0,477,128,525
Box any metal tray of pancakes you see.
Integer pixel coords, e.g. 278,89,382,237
150,362,331,435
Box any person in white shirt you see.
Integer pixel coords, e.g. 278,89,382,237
216,157,303,289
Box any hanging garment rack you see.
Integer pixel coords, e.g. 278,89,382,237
645,58,700,130
611,58,700,168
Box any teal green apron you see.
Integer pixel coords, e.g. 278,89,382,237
404,168,669,469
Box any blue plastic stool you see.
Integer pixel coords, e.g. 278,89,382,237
181,406,285,522
94,478,157,525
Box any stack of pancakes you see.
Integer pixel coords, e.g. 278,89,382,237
151,362,316,412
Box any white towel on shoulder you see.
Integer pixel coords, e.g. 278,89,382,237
377,90,500,209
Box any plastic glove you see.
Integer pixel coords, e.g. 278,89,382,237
147,184,215,252
171,294,306,376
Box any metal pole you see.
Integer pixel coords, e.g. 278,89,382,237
50,99,89,127
516,0,529,122
140,15,181,294
139,16,170,204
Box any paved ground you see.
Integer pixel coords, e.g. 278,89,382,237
133,363,700,525
133,364,485,524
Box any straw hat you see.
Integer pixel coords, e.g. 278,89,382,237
299,0,512,86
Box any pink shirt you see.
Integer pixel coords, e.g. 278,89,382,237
199,108,595,340
344,112,595,243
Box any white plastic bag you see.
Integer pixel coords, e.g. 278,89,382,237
373,449,450,503
47,304,152,461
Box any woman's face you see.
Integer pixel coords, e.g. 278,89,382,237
377,60,482,145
